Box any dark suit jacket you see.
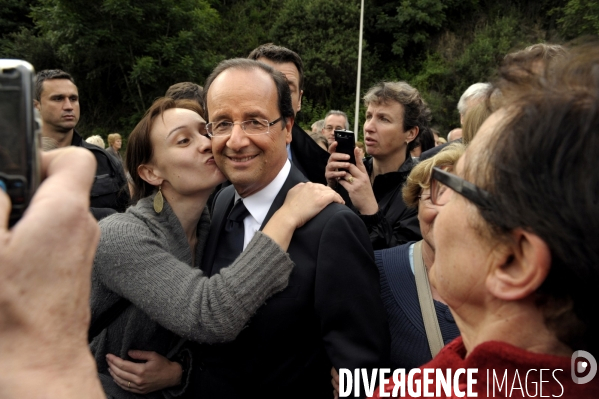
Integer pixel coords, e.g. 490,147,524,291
190,165,390,399
290,123,329,185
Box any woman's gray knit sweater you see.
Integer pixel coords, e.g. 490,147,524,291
90,195,294,398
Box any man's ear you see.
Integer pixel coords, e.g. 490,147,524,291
34,99,40,111
297,90,303,113
285,116,294,144
137,164,163,187
406,126,419,144
486,228,551,301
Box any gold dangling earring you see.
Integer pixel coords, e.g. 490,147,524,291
153,186,164,214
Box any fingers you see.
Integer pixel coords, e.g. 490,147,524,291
127,350,157,361
319,187,344,205
106,353,143,375
108,368,143,394
108,364,139,387
354,147,367,174
286,183,345,210
331,367,339,388
331,367,340,399
0,188,11,231
325,160,350,182
328,140,338,154
39,147,97,197
327,151,351,163
15,148,98,243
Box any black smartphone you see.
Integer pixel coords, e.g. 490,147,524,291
0,60,40,226
334,129,356,165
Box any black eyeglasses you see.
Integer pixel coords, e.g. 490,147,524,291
206,116,284,137
431,167,492,208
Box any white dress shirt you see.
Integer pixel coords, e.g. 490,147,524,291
234,160,291,249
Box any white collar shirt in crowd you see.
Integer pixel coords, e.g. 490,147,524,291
234,159,291,249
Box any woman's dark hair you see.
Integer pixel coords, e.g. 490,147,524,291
465,43,599,354
412,127,436,153
125,97,204,203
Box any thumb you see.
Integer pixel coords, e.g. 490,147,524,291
328,141,338,155
354,147,367,174
128,350,156,361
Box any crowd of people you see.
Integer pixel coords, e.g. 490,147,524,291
0,39,598,399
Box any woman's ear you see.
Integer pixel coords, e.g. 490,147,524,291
486,228,551,301
137,164,163,187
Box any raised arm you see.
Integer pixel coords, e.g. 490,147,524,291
0,148,105,399
93,183,343,344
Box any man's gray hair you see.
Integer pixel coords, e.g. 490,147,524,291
324,110,349,130
457,82,491,116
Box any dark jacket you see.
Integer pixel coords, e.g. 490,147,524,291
419,138,463,161
72,131,129,219
376,242,460,370
191,165,390,399
338,154,421,250
289,123,329,185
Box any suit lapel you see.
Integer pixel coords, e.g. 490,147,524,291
202,185,235,276
259,165,307,230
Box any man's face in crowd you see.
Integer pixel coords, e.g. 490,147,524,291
35,79,80,134
323,114,347,145
207,67,293,198
256,58,303,115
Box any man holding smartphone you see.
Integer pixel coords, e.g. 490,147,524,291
34,69,128,219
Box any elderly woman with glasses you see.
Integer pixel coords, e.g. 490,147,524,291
370,45,599,398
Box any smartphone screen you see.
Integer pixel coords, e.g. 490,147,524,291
334,130,356,165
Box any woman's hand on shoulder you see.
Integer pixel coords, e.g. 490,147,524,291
281,182,345,229
106,350,182,394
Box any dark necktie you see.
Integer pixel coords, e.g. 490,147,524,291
212,199,250,273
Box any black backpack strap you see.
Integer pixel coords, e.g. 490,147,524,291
88,298,130,343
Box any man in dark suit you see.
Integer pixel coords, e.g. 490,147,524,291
191,59,389,399
248,43,330,185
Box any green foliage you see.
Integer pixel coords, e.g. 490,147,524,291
270,0,371,126
0,0,592,139
0,0,36,38
210,0,276,58
27,0,220,135
555,0,599,38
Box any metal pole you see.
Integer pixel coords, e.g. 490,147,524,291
353,0,365,141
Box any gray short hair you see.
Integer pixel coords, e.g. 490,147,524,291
324,110,349,130
457,83,491,116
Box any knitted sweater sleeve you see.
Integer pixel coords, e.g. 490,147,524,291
93,215,293,343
